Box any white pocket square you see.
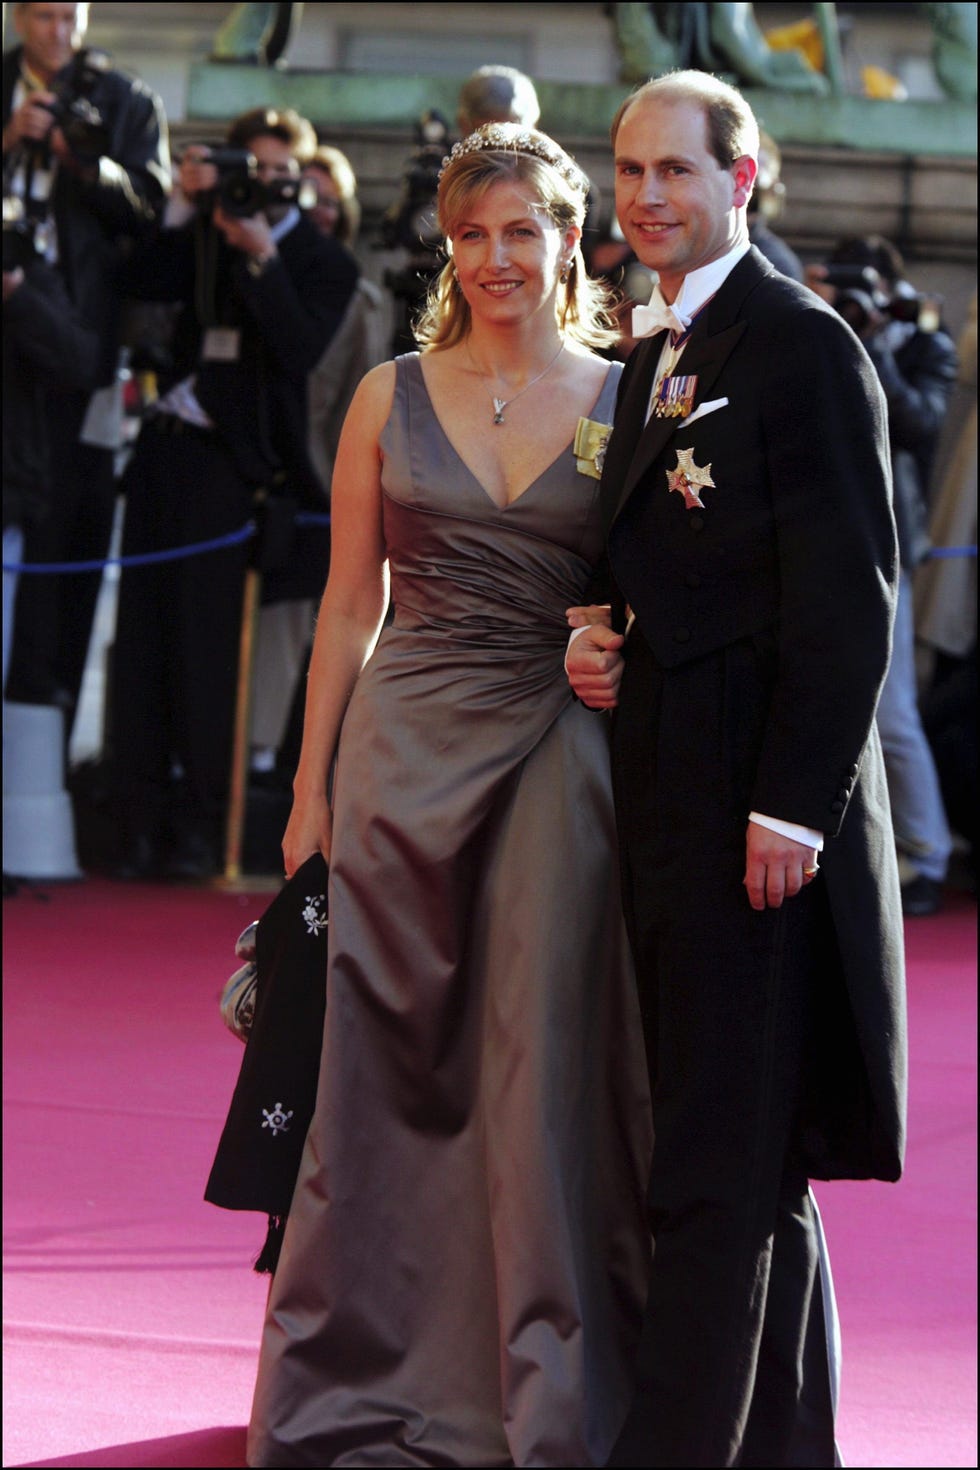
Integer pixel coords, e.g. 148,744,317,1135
681,397,729,428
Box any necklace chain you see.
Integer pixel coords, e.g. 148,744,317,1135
471,342,565,425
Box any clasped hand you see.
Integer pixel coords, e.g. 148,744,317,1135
565,604,623,710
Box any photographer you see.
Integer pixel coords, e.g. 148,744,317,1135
808,235,959,914
106,106,359,881
2,1,170,730
3,254,99,691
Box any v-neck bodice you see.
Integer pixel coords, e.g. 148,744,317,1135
378,352,621,651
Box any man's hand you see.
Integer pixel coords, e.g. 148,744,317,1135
743,822,820,911
566,603,613,631
565,621,625,709
2,93,56,153
3,267,25,303
178,145,219,201
213,203,277,260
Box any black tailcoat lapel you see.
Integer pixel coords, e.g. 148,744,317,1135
601,252,763,533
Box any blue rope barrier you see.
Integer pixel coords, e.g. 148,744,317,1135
2,525,971,577
1,512,332,574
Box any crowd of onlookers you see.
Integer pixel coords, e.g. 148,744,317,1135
3,3,974,904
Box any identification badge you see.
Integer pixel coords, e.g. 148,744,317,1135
202,327,241,363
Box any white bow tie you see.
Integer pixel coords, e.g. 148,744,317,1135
631,300,689,339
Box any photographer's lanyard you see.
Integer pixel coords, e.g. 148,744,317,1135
6,71,59,261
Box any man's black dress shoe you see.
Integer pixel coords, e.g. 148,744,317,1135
109,832,162,881
900,873,943,916
164,828,220,881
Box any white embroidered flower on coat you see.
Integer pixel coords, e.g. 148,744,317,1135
262,1103,294,1136
302,895,328,936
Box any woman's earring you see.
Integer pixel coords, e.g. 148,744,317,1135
559,260,570,285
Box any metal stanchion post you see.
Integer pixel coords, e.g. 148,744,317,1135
221,564,262,882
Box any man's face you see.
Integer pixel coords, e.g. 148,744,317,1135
15,3,86,83
249,134,299,223
614,94,756,301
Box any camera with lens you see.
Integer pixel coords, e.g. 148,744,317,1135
37,48,113,163
379,110,452,351
380,109,450,259
824,264,939,335
204,148,316,218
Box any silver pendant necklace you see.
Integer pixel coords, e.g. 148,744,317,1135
478,342,565,425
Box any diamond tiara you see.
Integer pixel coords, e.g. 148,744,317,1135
439,123,588,193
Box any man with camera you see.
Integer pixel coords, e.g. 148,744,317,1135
2,1,170,730
107,106,359,881
808,236,958,915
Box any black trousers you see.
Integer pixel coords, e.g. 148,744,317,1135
608,628,836,1468
109,417,252,838
7,391,116,733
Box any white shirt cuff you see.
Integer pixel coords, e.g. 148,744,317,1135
749,812,825,850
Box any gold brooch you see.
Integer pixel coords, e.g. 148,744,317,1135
574,416,612,480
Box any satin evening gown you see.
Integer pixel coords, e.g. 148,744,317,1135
247,355,653,1468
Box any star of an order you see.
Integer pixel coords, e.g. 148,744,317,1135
667,446,716,510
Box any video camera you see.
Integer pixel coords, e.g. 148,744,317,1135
201,149,317,218
379,109,450,259
823,264,941,334
379,110,452,352
37,48,113,163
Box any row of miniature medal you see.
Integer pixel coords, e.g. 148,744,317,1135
650,299,712,419
652,306,715,507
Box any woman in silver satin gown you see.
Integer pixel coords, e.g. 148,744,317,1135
247,124,653,1469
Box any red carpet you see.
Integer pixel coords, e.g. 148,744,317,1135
3,878,976,1469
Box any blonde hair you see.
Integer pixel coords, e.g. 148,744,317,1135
304,144,361,244
415,128,618,352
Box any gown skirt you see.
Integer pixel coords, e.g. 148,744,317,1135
246,355,653,1467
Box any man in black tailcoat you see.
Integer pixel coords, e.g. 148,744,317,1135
567,71,907,1468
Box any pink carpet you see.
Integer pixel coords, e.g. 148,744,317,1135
3,878,976,1468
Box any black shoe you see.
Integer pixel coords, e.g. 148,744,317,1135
901,873,943,916
164,827,220,881
109,831,162,881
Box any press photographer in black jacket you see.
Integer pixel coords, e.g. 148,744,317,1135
3,253,100,693
809,235,958,914
108,106,359,880
2,1,170,730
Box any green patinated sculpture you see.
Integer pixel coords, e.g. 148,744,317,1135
211,2,304,66
613,2,828,93
190,2,976,157
924,2,977,101
613,2,977,104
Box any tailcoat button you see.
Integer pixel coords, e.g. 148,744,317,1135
674,628,691,643
685,572,702,589
830,799,844,814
